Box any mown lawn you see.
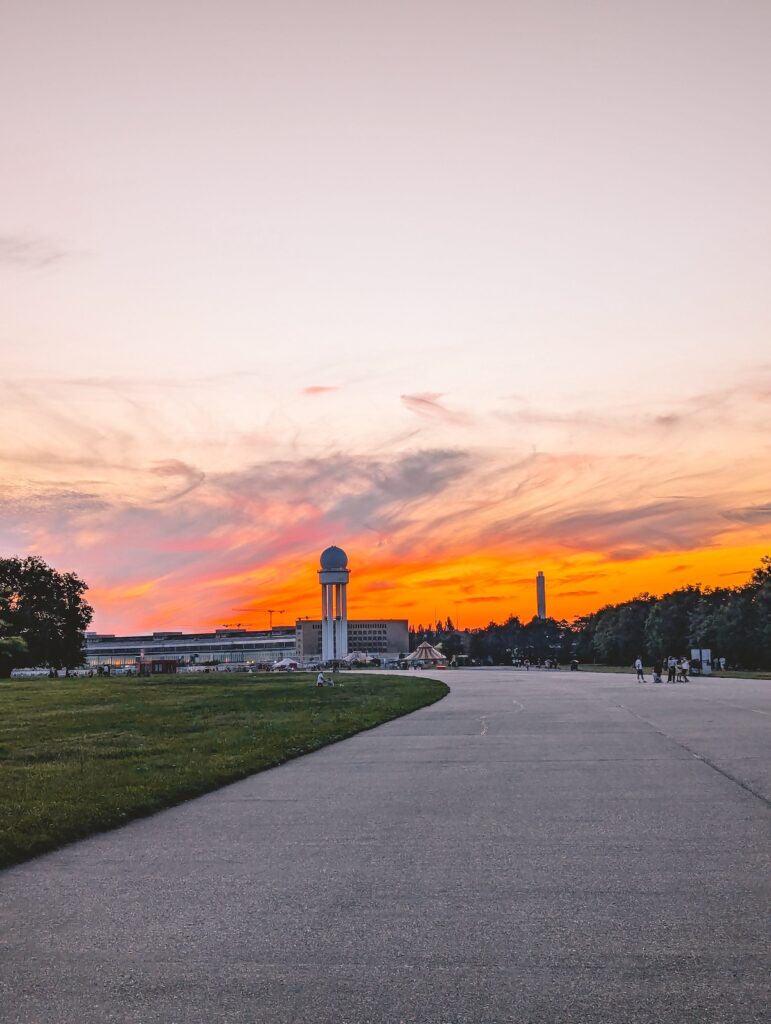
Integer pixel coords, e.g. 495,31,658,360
0,672,448,869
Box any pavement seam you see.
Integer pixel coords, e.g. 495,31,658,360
615,703,771,810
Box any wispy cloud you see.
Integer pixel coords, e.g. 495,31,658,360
0,233,68,269
400,393,469,424
1,370,769,633
723,504,771,524
302,385,339,395
149,460,206,502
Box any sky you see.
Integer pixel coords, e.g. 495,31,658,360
1,0,769,634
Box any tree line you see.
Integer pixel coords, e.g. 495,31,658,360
411,557,771,670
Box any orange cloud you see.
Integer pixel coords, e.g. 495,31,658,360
1,374,769,634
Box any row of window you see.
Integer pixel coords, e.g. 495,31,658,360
306,623,394,630
85,642,295,656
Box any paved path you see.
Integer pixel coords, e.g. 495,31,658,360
1,670,769,1023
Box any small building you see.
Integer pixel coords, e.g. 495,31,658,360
296,619,409,661
135,658,179,676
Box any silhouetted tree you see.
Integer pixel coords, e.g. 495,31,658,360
569,558,770,669
0,557,93,674
0,599,27,678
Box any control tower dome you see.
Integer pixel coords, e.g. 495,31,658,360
320,545,348,571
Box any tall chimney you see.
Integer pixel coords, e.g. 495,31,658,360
536,571,546,619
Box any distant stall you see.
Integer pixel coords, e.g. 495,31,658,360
402,640,448,668
272,658,299,671
135,658,178,676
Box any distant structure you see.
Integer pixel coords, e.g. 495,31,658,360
296,619,408,661
536,571,546,619
319,545,350,661
84,627,297,669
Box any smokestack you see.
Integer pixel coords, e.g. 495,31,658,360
536,571,546,619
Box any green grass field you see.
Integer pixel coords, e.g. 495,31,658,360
0,672,448,870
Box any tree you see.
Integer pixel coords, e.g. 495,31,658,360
643,585,702,660
0,605,27,678
746,556,771,668
0,557,93,674
572,612,599,663
521,616,571,663
589,596,655,665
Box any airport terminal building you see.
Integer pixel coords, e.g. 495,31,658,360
84,619,409,670
84,627,299,670
84,546,409,670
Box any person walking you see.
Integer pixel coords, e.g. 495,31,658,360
635,656,645,682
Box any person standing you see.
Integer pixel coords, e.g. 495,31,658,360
667,655,677,683
635,656,645,682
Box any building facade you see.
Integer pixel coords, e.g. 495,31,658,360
85,620,410,669
84,627,297,669
296,619,409,661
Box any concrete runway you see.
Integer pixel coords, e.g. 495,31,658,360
1,669,769,1023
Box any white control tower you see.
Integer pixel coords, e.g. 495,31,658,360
319,545,350,661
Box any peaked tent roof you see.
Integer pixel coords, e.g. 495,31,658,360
403,640,447,662
342,650,374,663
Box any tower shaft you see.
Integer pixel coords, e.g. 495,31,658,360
536,571,546,619
319,564,350,661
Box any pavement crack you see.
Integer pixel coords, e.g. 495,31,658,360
615,703,771,810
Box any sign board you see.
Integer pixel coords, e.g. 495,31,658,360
690,648,712,675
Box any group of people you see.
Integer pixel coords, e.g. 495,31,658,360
634,656,690,683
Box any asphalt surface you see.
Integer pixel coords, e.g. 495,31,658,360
1,669,769,1023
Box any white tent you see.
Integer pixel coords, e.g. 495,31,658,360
272,658,299,669
402,640,447,665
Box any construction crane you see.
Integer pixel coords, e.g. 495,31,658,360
220,622,246,629
267,609,286,629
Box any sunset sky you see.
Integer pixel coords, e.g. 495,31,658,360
2,0,769,634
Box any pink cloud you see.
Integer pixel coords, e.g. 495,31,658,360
400,393,468,424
